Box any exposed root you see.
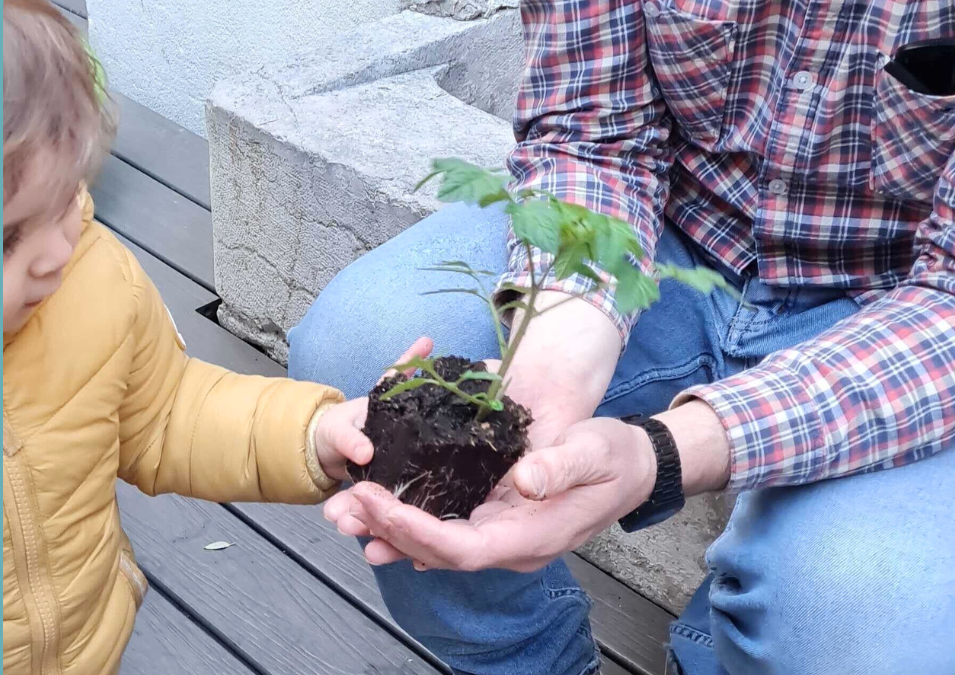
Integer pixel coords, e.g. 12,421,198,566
393,471,432,500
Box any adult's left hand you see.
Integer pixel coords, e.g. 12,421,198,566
330,417,656,573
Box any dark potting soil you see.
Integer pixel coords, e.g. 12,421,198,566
349,356,532,519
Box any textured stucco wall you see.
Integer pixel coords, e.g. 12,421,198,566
87,0,402,137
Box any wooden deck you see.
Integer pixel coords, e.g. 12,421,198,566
58,4,675,674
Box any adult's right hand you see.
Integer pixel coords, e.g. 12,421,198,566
348,416,656,572
325,291,623,555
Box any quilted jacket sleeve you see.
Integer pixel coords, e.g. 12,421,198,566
115,247,344,503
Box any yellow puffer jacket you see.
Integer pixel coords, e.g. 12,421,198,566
2,193,343,675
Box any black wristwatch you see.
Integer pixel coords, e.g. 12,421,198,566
617,416,685,533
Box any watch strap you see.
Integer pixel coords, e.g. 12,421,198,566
618,416,685,533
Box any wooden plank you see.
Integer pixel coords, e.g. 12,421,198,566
120,591,254,675
117,233,283,377
58,5,87,37
92,155,215,291
565,555,672,675
53,0,87,19
603,658,635,675
112,93,212,211
117,484,440,675
234,502,671,675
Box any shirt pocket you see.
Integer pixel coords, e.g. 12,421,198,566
869,62,955,204
644,2,738,151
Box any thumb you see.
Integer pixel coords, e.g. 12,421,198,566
512,437,607,501
315,401,374,469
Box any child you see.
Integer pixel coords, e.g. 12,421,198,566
2,2,422,673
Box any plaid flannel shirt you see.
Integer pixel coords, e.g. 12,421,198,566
499,0,955,491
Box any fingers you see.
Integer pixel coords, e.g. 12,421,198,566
324,488,360,526
336,514,371,537
351,483,483,570
364,539,409,566
315,399,373,473
350,480,595,572
512,434,612,501
380,336,434,383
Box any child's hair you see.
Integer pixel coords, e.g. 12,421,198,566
3,0,115,211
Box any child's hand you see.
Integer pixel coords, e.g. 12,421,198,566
312,337,434,482
312,398,374,481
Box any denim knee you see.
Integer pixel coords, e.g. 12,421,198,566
287,202,510,398
706,450,955,675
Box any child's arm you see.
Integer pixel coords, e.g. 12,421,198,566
115,246,343,504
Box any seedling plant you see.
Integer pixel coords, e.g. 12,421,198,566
350,158,734,519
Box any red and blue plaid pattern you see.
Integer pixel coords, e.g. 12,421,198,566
498,0,955,490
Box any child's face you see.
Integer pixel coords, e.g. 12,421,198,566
3,154,83,334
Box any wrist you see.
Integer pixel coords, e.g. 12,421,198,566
508,291,621,415
305,400,342,490
617,418,685,532
624,424,658,514
654,399,730,496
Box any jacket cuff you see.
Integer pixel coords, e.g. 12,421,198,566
304,398,343,495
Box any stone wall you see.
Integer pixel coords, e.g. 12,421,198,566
207,9,522,363
88,0,402,136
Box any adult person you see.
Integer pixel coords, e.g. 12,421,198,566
291,1,955,673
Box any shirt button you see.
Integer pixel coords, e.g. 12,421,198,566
792,71,815,91
768,178,788,195
645,3,660,17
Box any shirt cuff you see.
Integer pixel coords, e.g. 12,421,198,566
671,362,823,493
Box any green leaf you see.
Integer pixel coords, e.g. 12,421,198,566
420,288,487,299
457,370,502,383
615,265,660,314
594,218,645,268
506,200,561,254
389,356,440,379
380,377,438,400
204,541,234,551
552,242,591,280
479,190,512,208
656,264,742,300
489,399,505,412
420,158,512,206
555,201,593,226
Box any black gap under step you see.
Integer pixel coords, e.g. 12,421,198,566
196,299,222,325
194,299,278,360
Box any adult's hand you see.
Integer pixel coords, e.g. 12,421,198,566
325,292,623,542
345,417,656,573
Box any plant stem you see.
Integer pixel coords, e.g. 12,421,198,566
474,274,508,359
476,242,540,421
417,377,496,412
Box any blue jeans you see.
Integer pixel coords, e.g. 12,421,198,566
289,203,955,675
